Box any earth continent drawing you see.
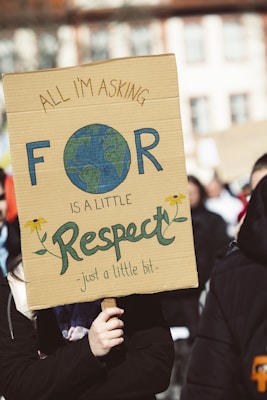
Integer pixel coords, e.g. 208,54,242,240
64,123,131,194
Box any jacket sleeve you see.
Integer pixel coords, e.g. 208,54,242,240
1,276,174,400
80,294,175,400
0,278,105,400
180,288,241,400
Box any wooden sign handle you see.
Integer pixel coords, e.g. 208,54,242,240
101,297,117,310
101,298,117,320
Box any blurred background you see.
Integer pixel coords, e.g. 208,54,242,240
1,0,267,191
2,3,267,399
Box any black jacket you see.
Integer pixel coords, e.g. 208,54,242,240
181,175,267,399
161,205,229,336
190,205,230,290
0,274,174,400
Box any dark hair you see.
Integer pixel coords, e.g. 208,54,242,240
187,174,207,207
250,153,267,182
7,253,23,279
0,168,6,190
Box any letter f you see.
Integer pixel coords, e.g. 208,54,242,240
26,141,50,185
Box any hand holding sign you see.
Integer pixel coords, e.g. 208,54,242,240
89,298,124,357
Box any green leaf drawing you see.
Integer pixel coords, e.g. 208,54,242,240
174,217,188,222
163,209,170,224
41,232,47,243
35,249,47,255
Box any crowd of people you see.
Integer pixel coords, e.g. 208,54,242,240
181,154,267,399
1,153,267,400
159,153,267,399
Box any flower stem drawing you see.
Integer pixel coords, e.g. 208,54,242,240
164,194,188,234
24,218,61,259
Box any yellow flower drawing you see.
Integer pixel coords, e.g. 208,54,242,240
24,218,47,233
165,194,186,206
25,218,60,259
164,194,187,233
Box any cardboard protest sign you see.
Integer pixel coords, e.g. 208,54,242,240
3,54,198,310
201,119,267,183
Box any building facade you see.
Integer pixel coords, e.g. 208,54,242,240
1,0,267,182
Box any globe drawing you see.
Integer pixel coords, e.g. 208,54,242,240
64,123,131,194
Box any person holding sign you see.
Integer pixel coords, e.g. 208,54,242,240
53,301,102,341
0,253,174,400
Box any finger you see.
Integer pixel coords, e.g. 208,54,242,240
98,307,124,323
101,331,124,348
109,336,124,348
106,317,124,332
103,327,124,339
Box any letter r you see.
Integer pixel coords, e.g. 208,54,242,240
134,128,163,174
26,141,50,185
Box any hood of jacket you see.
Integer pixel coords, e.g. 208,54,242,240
237,175,267,264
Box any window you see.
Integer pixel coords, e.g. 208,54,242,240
0,38,15,74
131,26,151,56
230,94,249,123
223,20,245,60
190,97,210,134
184,22,204,63
38,32,58,70
90,30,108,61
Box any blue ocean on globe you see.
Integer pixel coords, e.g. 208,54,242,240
64,124,131,194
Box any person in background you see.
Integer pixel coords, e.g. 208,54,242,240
250,153,267,192
181,174,267,399
0,251,174,400
0,168,20,277
236,182,250,224
236,153,267,236
160,175,230,397
205,174,244,239
188,175,230,291
199,153,267,315
162,175,230,338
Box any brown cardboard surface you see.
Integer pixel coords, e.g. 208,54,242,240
207,119,267,183
3,54,198,310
